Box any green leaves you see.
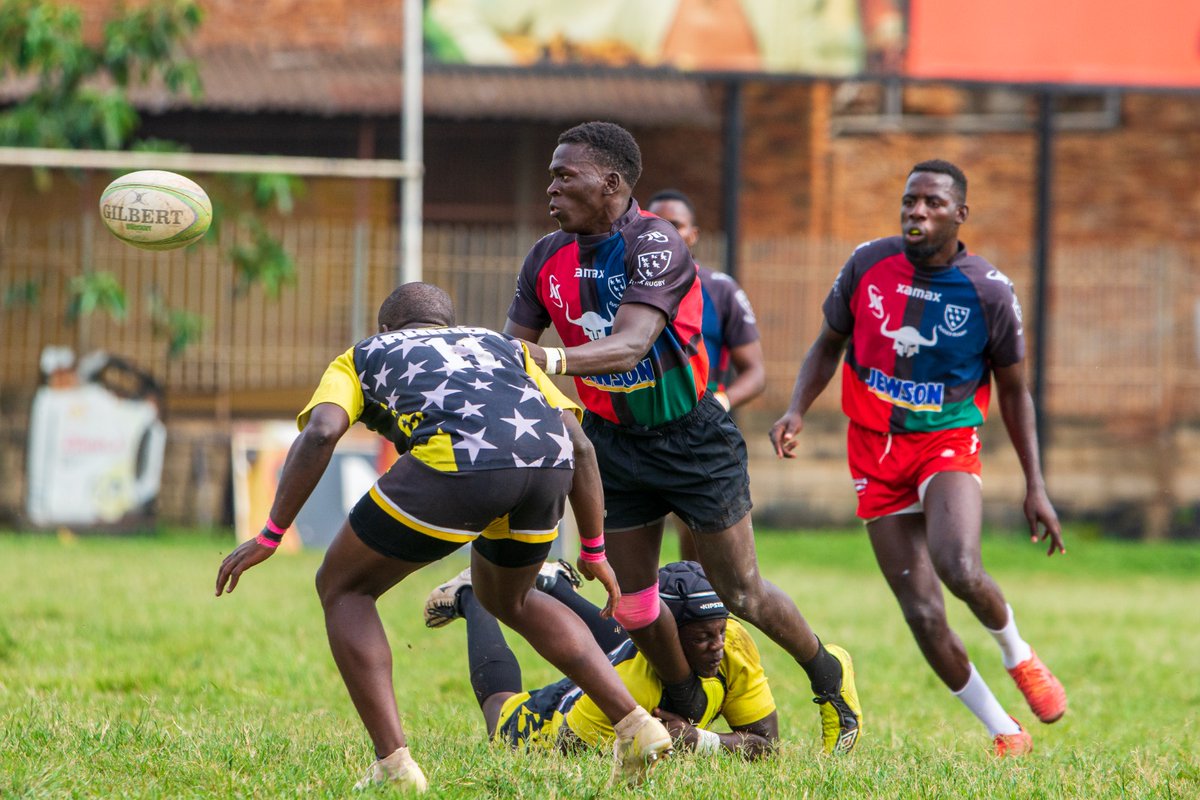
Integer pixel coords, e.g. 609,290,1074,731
1,1,300,358
148,289,206,357
67,270,127,323
0,0,202,150
230,219,296,298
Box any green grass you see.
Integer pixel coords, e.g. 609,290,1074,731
1,527,1197,798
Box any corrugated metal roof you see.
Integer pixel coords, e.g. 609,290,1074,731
1,47,718,126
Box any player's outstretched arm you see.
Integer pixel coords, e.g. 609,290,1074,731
512,304,668,377
653,708,779,759
215,403,350,595
993,362,1065,556
769,322,849,458
560,410,620,617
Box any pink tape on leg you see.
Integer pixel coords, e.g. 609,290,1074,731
613,584,660,631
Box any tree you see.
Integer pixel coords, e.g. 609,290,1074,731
0,0,299,355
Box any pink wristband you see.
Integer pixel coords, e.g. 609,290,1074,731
264,517,287,536
579,533,605,563
255,533,281,549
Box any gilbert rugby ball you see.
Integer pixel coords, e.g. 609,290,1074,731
99,170,212,251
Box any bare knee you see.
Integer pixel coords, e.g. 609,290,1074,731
710,575,764,621
900,599,949,642
934,556,990,601
314,563,336,607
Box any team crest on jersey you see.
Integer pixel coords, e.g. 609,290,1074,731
608,274,627,299
939,304,971,337
636,250,671,281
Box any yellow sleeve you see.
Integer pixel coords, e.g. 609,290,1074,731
565,654,662,747
296,347,364,430
719,620,777,728
520,343,582,423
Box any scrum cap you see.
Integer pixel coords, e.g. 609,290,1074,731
658,561,728,626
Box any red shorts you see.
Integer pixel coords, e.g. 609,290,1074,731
847,421,982,520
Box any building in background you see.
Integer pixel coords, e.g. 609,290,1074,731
1,0,1199,537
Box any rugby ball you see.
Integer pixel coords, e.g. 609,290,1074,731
99,170,212,251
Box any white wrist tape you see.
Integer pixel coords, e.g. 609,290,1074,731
543,347,560,375
694,728,721,754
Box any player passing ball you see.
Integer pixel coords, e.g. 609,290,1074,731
215,282,673,791
770,160,1066,756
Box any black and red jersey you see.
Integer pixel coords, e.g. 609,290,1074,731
507,201,708,427
824,236,1024,434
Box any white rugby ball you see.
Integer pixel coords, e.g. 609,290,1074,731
99,170,212,251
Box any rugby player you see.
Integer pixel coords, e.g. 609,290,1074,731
215,282,672,790
426,560,778,761
504,120,861,755
770,160,1067,756
645,188,765,564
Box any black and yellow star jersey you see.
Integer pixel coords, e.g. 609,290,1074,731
299,326,581,473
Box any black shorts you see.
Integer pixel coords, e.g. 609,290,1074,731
582,392,752,533
348,456,571,568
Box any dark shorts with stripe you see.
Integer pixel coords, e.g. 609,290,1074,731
583,392,752,533
494,676,577,749
348,456,572,568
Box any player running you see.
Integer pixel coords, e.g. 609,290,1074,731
770,160,1067,756
426,560,779,763
505,120,861,755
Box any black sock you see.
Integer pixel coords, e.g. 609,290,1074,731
800,639,843,698
540,580,628,653
461,587,522,705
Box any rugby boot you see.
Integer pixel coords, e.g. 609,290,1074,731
993,717,1033,757
353,746,428,792
535,559,583,593
1007,649,1067,723
422,567,472,628
814,644,862,754
610,707,673,787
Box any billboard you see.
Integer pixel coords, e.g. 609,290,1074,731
425,0,906,76
425,0,1200,89
906,1,1200,88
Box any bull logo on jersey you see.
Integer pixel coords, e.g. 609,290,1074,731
938,304,970,338
880,315,938,357
636,250,671,282
566,302,614,341
867,284,886,320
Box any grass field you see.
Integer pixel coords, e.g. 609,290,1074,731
1,526,1197,799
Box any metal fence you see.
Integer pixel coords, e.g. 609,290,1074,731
2,216,1199,425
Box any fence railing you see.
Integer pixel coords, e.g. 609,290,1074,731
2,217,1198,424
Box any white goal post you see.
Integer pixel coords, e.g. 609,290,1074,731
0,146,421,179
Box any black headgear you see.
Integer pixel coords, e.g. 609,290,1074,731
658,561,728,626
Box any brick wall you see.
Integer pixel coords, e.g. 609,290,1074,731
737,86,1200,252
82,0,405,50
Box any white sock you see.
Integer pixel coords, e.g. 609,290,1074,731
985,603,1033,669
952,664,1021,736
